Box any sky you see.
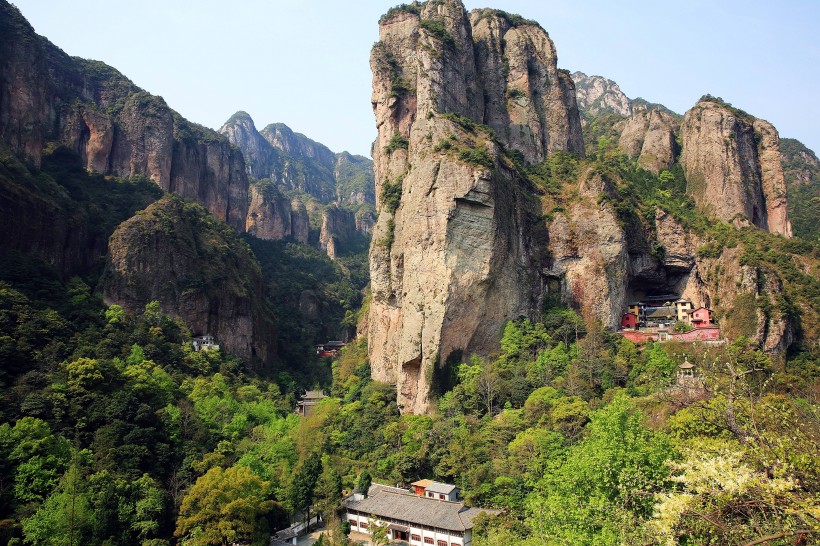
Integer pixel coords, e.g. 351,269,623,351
12,0,820,158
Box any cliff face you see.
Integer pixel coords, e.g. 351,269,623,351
571,71,632,117
320,206,357,258
0,2,248,231
680,98,792,237
780,138,820,241
218,111,277,181
101,196,277,368
245,183,309,243
471,9,584,163
617,108,679,174
368,0,581,413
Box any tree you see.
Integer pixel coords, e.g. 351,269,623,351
356,470,371,497
22,462,93,546
174,465,274,546
527,393,673,545
368,518,389,546
315,455,342,516
288,456,322,523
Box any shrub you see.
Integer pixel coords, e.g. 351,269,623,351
384,133,409,154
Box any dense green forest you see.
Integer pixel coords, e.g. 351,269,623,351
2,268,818,545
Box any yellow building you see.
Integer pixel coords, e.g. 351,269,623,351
674,299,693,322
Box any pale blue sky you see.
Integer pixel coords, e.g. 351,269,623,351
13,0,820,157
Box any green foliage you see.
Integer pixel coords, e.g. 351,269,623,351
458,147,494,169
245,236,361,381
379,3,422,24
698,94,755,123
419,18,455,48
174,465,274,546
473,8,538,27
380,178,403,214
780,137,820,241
525,152,581,195
384,133,409,154
527,394,674,545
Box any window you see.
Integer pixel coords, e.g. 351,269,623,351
438,541,447,546
360,522,368,529
424,538,434,544
411,535,421,542
349,520,357,527
439,494,445,500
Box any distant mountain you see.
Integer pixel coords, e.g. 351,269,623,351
219,112,375,206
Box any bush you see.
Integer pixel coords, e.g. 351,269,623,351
384,133,409,154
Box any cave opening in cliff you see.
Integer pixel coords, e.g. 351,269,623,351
625,271,690,307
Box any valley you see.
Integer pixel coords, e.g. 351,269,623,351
0,1,818,545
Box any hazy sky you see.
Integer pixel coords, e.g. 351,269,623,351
13,0,820,157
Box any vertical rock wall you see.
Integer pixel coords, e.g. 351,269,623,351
680,99,792,237
368,0,582,413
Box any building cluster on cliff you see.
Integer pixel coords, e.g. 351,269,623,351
618,296,720,343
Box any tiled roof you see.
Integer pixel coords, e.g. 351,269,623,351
411,479,433,487
344,487,494,532
426,481,458,495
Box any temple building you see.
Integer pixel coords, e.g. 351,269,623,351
296,390,326,417
344,482,498,546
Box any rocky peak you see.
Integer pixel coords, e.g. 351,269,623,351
368,0,582,413
218,111,276,181
571,71,632,117
471,9,584,163
220,113,375,209
680,97,792,237
617,108,680,174
260,123,337,169
101,195,277,368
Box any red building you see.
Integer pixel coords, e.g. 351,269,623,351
620,313,639,329
689,307,714,328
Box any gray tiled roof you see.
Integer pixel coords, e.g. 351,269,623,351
344,487,493,532
425,481,458,495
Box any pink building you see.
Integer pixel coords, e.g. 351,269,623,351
689,307,714,328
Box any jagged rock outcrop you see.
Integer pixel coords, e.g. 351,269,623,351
320,206,357,258
368,0,582,413
571,71,632,117
218,111,277,181
680,97,792,237
219,113,376,206
617,108,679,174
471,9,584,163
101,195,277,368
245,183,309,243
545,163,796,356
0,2,248,231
